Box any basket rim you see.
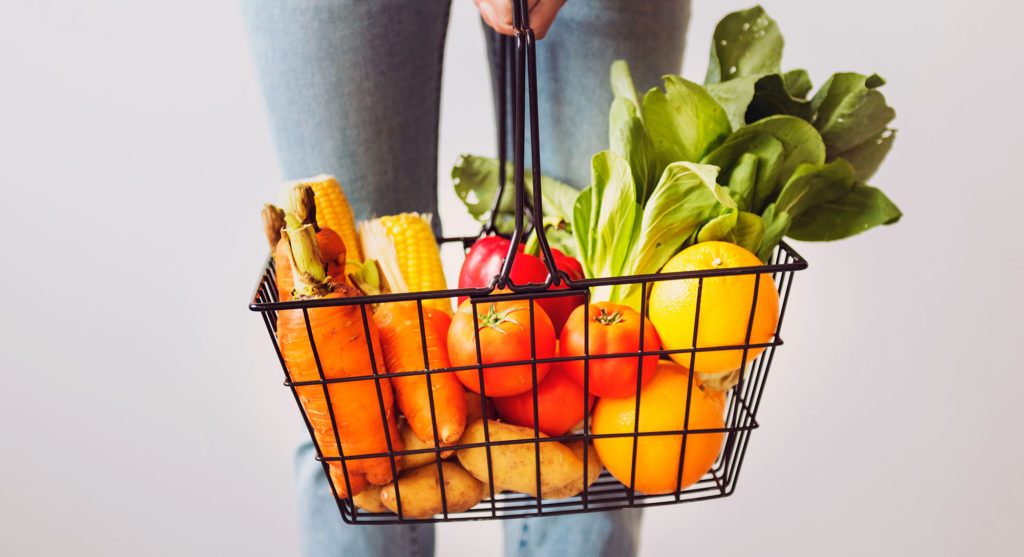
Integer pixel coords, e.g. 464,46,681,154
248,240,807,312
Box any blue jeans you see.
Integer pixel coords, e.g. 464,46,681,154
243,1,690,555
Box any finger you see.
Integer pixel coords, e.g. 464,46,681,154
479,0,516,36
527,0,567,40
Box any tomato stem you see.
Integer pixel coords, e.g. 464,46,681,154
592,307,624,326
477,302,525,334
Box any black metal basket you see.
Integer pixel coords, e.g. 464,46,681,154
248,1,807,525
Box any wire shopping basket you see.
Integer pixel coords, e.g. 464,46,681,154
249,1,807,525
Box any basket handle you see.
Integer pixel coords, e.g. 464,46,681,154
483,0,566,292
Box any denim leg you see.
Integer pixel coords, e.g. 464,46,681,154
502,508,643,557
247,1,452,549
294,440,436,557
484,0,692,190
242,0,452,228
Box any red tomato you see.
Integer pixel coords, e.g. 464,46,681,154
457,236,544,303
560,302,661,398
457,236,584,332
492,363,595,437
448,297,556,397
538,248,586,333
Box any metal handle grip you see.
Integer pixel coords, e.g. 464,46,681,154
483,0,566,292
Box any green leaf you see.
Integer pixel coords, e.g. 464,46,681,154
811,72,896,158
609,97,658,204
452,155,580,234
610,60,641,114
643,75,732,171
746,73,813,123
610,162,724,308
832,128,896,183
701,115,826,213
526,218,578,259
543,221,578,259
707,72,813,131
757,203,792,261
783,69,812,98
583,151,640,280
572,188,594,277
786,184,902,241
774,160,857,218
537,172,580,225
706,75,759,131
697,209,766,253
705,5,783,84
725,152,759,211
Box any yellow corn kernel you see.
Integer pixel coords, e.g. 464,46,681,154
373,213,451,315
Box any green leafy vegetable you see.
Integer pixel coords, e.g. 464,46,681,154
834,129,895,183
452,155,580,234
706,75,760,131
524,218,578,259
757,204,792,261
643,75,732,173
705,5,783,84
746,73,813,123
783,69,812,98
811,72,896,163
697,209,766,254
701,115,825,213
610,60,641,113
786,184,902,241
602,162,727,308
453,5,903,281
609,97,658,204
573,151,641,283
774,160,857,218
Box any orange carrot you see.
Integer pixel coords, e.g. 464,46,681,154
373,301,467,446
274,236,294,302
278,225,403,490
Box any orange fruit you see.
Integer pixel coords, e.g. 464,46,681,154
648,241,779,375
592,361,725,494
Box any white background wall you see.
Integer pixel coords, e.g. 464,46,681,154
2,1,1022,555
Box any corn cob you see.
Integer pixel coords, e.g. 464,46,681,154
359,213,451,315
282,174,362,264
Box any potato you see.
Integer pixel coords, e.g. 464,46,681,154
379,462,485,518
351,483,387,513
398,419,451,470
456,419,596,499
541,440,603,500
464,390,497,424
